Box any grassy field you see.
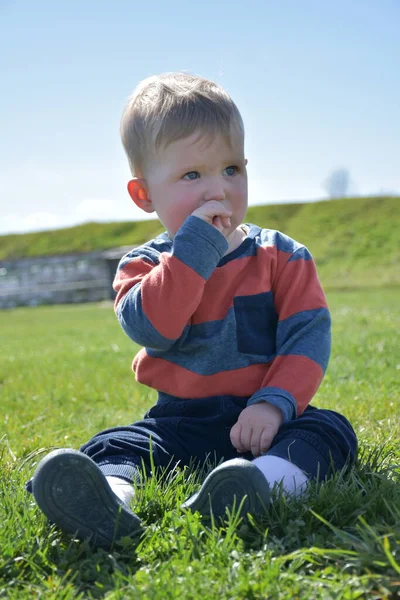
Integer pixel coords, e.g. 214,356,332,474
1,289,399,598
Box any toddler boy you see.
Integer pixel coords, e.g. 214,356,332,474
30,72,357,549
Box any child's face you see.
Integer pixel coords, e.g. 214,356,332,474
143,131,248,238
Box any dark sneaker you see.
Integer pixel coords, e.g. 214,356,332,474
32,449,144,549
181,458,270,521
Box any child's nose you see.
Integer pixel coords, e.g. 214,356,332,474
204,178,226,202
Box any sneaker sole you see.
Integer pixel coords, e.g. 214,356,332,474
32,449,143,549
181,458,270,520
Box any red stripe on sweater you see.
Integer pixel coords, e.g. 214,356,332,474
192,247,327,326
115,254,206,340
259,354,324,414
142,254,206,339
113,257,152,308
192,250,276,324
133,351,270,398
273,257,328,321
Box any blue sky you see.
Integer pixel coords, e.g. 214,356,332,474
0,0,399,234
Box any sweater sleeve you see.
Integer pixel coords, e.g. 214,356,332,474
247,246,331,421
113,216,228,350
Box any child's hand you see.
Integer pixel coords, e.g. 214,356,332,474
230,403,284,457
191,201,232,234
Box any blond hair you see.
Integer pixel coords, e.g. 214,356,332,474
120,72,244,176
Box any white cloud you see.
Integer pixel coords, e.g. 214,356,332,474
1,212,73,234
0,199,157,235
0,158,160,234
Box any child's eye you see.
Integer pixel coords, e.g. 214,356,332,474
223,166,238,176
183,171,200,181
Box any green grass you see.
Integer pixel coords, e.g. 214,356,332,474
1,196,399,289
1,289,399,598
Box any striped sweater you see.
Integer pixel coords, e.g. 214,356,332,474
113,215,331,422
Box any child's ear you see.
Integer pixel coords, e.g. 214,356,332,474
127,179,154,213
245,158,248,166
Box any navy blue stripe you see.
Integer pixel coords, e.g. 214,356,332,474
260,229,304,254
117,283,175,350
218,226,310,267
173,216,228,279
277,308,331,371
288,246,312,262
118,235,172,271
118,225,310,274
147,306,275,375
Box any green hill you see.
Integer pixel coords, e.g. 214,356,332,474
1,196,398,289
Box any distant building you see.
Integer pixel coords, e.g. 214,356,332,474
0,246,134,309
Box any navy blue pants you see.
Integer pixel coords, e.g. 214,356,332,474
80,395,358,484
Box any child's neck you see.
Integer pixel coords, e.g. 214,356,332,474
223,225,247,256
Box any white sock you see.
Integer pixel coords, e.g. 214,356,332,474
252,455,309,498
106,476,135,506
